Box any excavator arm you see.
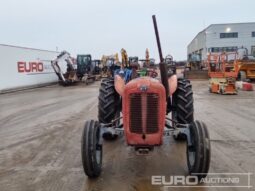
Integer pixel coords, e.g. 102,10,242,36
121,48,129,68
51,51,77,85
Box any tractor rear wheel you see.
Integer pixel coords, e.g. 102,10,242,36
98,78,120,140
81,120,102,178
172,79,194,140
186,120,211,180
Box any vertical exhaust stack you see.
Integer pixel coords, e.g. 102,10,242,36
152,15,169,99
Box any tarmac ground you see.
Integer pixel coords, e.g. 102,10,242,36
0,80,254,191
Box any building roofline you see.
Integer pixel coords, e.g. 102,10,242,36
209,22,255,26
187,28,207,48
187,22,255,48
0,43,59,53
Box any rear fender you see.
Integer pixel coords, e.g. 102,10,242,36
114,75,125,96
168,74,177,95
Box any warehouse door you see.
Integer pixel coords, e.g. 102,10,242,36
251,46,255,56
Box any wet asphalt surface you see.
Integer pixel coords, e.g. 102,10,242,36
0,81,254,191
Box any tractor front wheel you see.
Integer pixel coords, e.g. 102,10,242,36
81,120,102,178
186,120,211,180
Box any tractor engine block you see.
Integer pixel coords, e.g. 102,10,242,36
122,77,166,146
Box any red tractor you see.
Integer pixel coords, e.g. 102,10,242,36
81,15,211,180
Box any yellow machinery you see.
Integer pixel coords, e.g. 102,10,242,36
101,53,119,64
139,48,152,68
236,60,255,80
234,48,255,81
121,48,129,68
101,53,119,77
145,48,149,67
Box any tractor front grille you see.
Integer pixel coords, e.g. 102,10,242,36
146,94,159,134
129,93,159,134
130,94,142,133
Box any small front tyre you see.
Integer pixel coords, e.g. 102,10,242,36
186,120,211,180
81,120,102,178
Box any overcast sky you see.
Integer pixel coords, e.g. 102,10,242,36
0,0,255,61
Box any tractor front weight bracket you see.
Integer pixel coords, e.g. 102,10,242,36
176,126,192,147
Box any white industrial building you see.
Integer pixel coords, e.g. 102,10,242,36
0,44,67,92
187,22,255,63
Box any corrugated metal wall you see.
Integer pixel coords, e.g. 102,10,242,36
187,23,255,61
206,23,255,53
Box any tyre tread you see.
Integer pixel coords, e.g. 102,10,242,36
98,78,120,123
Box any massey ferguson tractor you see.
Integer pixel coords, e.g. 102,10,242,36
81,15,211,180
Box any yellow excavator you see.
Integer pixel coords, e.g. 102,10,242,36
121,48,129,68
138,48,155,68
101,53,119,77
145,48,150,67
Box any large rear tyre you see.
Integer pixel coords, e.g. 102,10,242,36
187,120,210,180
172,79,194,140
81,120,102,178
98,78,120,140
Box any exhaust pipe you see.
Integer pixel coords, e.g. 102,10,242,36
152,15,169,99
